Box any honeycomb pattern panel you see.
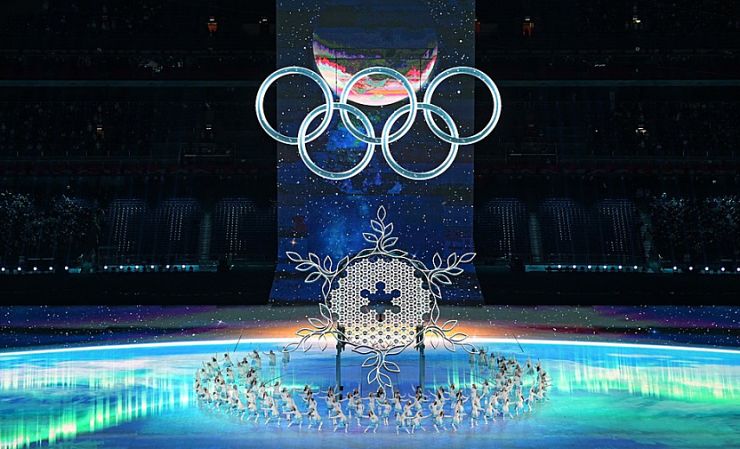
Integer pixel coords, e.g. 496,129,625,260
329,258,432,349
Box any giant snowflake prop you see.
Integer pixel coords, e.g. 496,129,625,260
284,206,477,387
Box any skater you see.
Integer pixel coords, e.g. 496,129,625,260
363,410,380,433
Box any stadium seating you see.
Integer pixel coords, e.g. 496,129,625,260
211,198,276,261
477,199,530,262
144,198,201,263
1,190,736,270
104,199,147,260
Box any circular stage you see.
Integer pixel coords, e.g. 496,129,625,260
0,339,737,449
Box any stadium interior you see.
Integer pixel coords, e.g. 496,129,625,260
1,0,738,305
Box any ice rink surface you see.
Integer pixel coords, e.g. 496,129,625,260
0,339,738,449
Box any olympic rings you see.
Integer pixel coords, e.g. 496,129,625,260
339,67,417,145
423,66,502,145
255,66,334,145
255,65,501,180
382,103,458,180
298,103,376,180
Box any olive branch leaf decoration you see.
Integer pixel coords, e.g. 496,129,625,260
282,206,479,387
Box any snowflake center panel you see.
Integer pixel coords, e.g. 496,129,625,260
329,258,432,349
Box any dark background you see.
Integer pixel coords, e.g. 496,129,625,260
0,0,739,305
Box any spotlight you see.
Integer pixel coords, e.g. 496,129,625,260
135,265,140,270
104,265,109,270
704,266,709,271
736,267,740,272
17,267,21,271
557,265,562,269
1,267,4,272
181,265,186,269
33,267,37,271
119,265,123,270
618,265,623,270
64,266,69,271
150,265,155,269
603,265,607,270
721,267,725,272
673,266,677,271
48,266,53,271
166,265,170,269
689,266,693,271
587,265,592,269
633,265,638,270
572,265,576,269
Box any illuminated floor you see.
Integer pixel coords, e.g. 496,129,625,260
0,339,738,449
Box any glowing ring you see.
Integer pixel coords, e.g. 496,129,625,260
422,66,502,145
339,67,418,145
255,66,334,145
297,103,376,180
381,103,459,180
256,65,502,181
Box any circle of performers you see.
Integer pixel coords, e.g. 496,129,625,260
194,348,550,433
